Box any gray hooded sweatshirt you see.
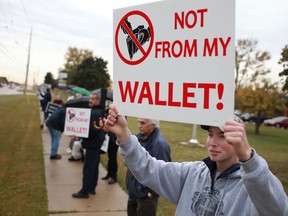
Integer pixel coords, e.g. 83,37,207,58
119,135,288,216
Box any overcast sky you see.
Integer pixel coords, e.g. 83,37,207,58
0,0,287,86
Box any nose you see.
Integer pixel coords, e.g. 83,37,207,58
206,137,218,147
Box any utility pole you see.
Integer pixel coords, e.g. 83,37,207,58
189,124,199,144
24,28,32,95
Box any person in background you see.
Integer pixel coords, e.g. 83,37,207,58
37,86,46,129
125,117,171,216
43,88,52,122
104,104,288,216
72,93,106,199
53,94,64,106
101,132,118,185
36,86,45,107
68,137,84,162
45,107,66,160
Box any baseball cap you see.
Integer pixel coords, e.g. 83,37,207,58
200,115,245,131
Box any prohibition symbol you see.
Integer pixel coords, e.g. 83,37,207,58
115,10,154,65
67,109,76,122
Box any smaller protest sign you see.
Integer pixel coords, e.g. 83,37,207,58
45,102,62,115
64,108,91,138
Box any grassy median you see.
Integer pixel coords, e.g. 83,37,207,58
1,94,287,216
0,95,47,216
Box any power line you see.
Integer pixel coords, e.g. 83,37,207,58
20,0,32,26
0,42,24,64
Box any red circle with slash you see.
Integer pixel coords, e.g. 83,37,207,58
115,10,154,65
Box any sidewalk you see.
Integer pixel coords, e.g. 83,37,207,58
42,126,128,216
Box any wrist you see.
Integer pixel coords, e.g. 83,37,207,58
240,149,254,162
118,129,131,144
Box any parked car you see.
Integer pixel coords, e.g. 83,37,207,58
263,116,288,129
240,113,256,123
234,109,242,117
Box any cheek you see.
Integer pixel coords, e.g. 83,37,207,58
220,143,235,154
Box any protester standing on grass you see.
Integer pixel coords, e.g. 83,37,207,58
104,104,288,216
72,92,106,198
126,117,171,216
101,132,119,184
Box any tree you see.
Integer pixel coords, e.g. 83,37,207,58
60,47,93,84
72,56,110,90
234,39,286,134
278,45,288,92
44,72,56,88
235,39,271,93
236,81,285,134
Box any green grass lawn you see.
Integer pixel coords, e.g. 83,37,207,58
0,95,47,216
1,94,287,216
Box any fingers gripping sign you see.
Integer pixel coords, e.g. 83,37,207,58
224,121,252,161
104,105,131,143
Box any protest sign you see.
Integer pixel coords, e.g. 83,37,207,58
45,102,62,115
64,108,91,138
113,0,235,127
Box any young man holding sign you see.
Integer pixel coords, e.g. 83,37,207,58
104,104,288,215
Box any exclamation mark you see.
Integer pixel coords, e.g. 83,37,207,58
216,83,224,110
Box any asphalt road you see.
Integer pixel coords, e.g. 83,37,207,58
0,86,33,95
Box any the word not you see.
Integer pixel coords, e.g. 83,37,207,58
174,8,208,29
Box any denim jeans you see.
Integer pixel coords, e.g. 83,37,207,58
48,127,61,156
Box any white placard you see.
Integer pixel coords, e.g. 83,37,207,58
64,108,91,138
113,0,235,128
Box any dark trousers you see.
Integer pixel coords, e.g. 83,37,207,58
107,140,119,180
44,111,49,121
81,148,100,194
127,195,159,216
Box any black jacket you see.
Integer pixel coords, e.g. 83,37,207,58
45,107,66,132
81,106,106,150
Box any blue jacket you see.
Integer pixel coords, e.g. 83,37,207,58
126,127,171,199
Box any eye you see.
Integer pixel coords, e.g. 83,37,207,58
219,134,225,139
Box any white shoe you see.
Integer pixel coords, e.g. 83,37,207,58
66,148,72,153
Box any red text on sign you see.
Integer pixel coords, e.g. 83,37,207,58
155,39,198,58
203,37,231,56
118,81,224,110
154,37,231,58
174,9,208,29
65,126,88,134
